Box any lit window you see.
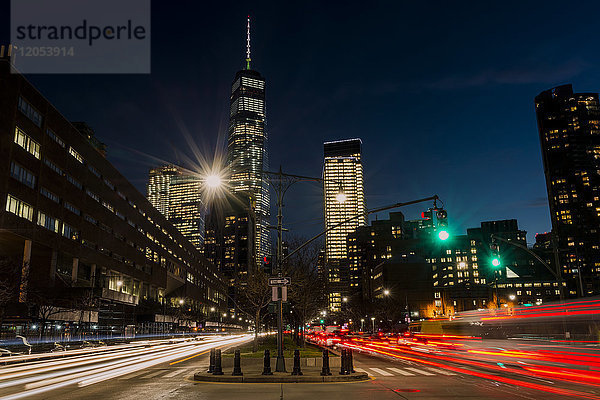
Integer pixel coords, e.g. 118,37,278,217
14,127,40,159
5,194,33,221
68,147,84,163
37,211,60,233
61,223,79,241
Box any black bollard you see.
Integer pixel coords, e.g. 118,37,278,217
348,348,355,373
291,349,303,376
212,348,224,375
232,349,243,376
339,348,349,375
207,348,215,373
262,349,273,375
321,349,332,376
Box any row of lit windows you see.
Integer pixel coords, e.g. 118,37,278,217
15,98,222,291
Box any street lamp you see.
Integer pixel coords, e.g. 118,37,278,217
342,297,348,302
383,289,390,296
371,317,375,333
509,294,516,301
360,318,365,331
335,191,347,203
210,307,215,312
178,299,184,305
205,174,222,189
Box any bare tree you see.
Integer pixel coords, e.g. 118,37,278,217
284,237,327,346
29,290,63,339
73,289,98,339
0,257,20,326
237,267,272,352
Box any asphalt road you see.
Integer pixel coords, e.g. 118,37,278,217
1,336,599,400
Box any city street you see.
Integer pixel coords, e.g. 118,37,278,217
2,336,600,399
0,335,251,400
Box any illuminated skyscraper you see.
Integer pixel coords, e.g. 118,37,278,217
226,16,270,265
147,165,204,251
535,84,600,296
323,138,366,311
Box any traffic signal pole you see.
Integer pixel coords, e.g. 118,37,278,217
490,234,565,301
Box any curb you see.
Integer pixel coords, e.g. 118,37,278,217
193,372,369,383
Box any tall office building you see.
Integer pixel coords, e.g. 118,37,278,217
323,138,366,311
226,16,270,265
535,84,600,296
147,165,205,251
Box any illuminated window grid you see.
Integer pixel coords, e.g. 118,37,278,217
324,155,365,260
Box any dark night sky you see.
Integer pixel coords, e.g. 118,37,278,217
4,1,600,244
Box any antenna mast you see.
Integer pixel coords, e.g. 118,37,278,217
246,15,251,70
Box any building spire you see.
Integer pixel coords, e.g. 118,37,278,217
246,15,251,70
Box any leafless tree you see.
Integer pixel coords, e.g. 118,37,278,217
237,267,272,352
284,237,327,346
73,289,98,339
0,257,20,326
29,290,63,339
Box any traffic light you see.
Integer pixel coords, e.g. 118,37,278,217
438,230,450,241
263,256,272,273
421,210,432,220
436,209,448,227
490,242,501,268
432,208,449,241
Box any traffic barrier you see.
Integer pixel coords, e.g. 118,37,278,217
348,348,355,373
232,349,243,376
262,349,273,375
320,349,332,376
207,348,215,373
291,349,303,376
212,348,224,375
339,348,349,375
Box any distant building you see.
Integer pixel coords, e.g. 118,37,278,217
348,212,560,317
147,165,205,251
0,58,226,334
348,212,404,301
226,16,270,266
204,193,255,312
535,84,600,296
323,138,366,311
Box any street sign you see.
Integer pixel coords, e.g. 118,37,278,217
268,277,291,286
272,286,288,301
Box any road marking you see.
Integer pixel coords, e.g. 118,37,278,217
354,367,367,373
369,367,394,376
387,367,415,376
121,370,151,379
426,367,456,376
141,370,166,379
163,368,191,378
405,367,435,376
170,349,211,365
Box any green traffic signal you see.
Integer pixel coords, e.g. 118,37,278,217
319,319,324,324
491,257,501,267
438,230,449,241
